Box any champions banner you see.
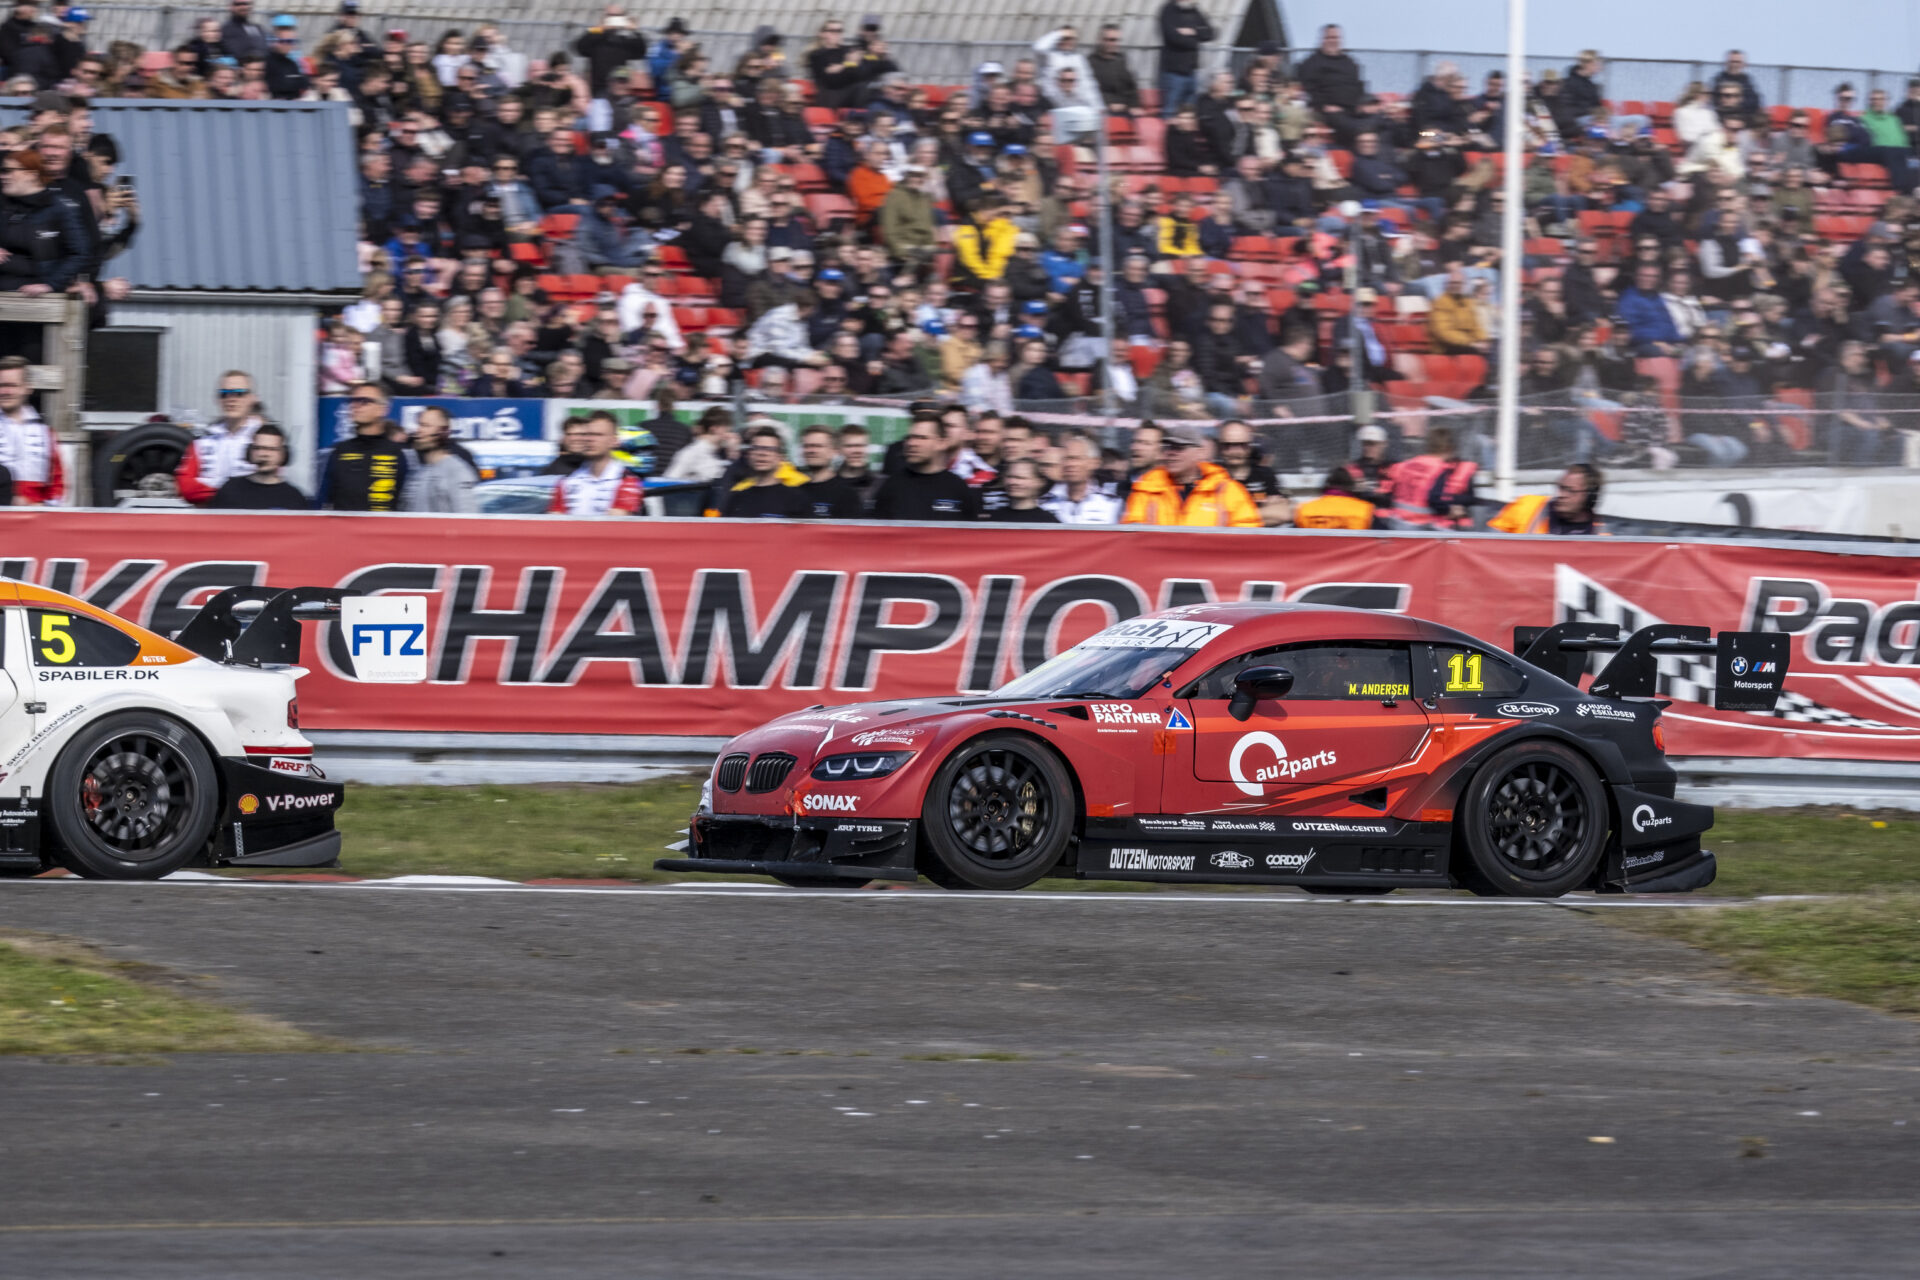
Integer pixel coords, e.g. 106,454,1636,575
4,512,1919,761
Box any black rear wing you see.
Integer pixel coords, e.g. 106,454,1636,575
1512,622,1789,712
174,586,352,668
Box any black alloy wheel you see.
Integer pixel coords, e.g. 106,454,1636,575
919,733,1076,890
47,713,219,879
1458,741,1608,898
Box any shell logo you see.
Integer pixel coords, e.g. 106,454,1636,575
238,794,259,815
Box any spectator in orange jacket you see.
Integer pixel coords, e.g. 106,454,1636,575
1293,467,1377,529
846,139,894,231
1122,424,1262,526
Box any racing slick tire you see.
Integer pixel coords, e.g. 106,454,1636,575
1456,740,1608,898
919,733,1076,891
45,712,220,881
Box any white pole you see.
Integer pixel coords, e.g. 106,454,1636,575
1494,0,1527,502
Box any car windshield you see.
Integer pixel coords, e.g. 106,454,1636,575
994,617,1233,699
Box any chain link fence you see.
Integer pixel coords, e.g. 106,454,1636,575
66,7,1916,109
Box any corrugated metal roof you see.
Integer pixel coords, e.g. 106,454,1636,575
0,98,360,295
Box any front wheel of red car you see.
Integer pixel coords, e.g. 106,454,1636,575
919,733,1076,891
1457,741,1608,898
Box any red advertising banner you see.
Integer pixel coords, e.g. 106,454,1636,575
4,512,1918,761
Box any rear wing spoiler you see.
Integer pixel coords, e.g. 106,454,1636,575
173,586,428,682
1511,622,1789,712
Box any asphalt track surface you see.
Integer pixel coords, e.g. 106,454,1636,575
3,880,1919,1278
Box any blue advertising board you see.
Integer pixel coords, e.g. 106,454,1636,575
316,397,556,479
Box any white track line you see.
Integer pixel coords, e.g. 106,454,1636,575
0,877,1785,908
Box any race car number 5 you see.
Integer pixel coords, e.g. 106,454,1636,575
38,613,75,664
1445,651,1484,692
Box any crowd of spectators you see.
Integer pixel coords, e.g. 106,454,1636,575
302,3,1920,492
9,1,1913,515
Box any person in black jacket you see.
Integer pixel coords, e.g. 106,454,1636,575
0,2,64,89
211,425,311,510
264,19,310,99
1297,23,1366,120
794,426,864,518
1156,0,1213,118
0,149,87,294
219,0,268,61
572,7,647,101
870,416,980,520
321,384,410,511
1560,50,1604,129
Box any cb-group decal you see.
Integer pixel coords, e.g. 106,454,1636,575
1495,702,1558,718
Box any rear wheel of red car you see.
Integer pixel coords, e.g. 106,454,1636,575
1457,741,1608,898
919,733,1075,891
45,713,219,881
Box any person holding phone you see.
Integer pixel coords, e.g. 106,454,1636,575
210,424,309,509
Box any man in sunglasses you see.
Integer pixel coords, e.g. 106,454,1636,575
174,370,269,505
264,14,308,99
320,382,410,512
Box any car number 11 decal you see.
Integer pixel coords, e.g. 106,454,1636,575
1445,651,1485,692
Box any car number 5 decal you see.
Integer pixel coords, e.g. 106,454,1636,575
1445,650,1484,692
38,613,76,664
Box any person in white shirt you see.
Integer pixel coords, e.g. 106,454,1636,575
549,412,642,515
1042,430,1123,524
174,370,266,505
616,265,686,351
0,355,61,505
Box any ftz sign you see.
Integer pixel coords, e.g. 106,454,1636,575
341,596,430,683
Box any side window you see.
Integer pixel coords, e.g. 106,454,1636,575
1186,643,1413,700
28,609,142,668
1431,644,1527,696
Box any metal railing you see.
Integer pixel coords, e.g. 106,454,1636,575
70,6,1915,111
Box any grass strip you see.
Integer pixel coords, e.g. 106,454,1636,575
0,932,335,1055
1620,893,1920,1019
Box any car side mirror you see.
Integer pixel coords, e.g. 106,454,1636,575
1228,665,1293,721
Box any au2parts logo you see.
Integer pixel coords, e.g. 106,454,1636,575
1228,732,1337,797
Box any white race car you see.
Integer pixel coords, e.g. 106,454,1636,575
0,581,423,879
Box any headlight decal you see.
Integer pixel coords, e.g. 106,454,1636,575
809,751,913,781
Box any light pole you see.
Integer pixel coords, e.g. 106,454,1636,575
1493,0,1527,501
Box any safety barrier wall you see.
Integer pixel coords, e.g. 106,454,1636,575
4,510,1919,762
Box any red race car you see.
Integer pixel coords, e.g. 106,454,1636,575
657,604,1787,897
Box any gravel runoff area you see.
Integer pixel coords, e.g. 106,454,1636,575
1,880,1917,1279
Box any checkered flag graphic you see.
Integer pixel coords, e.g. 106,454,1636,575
1551,564,1897,729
